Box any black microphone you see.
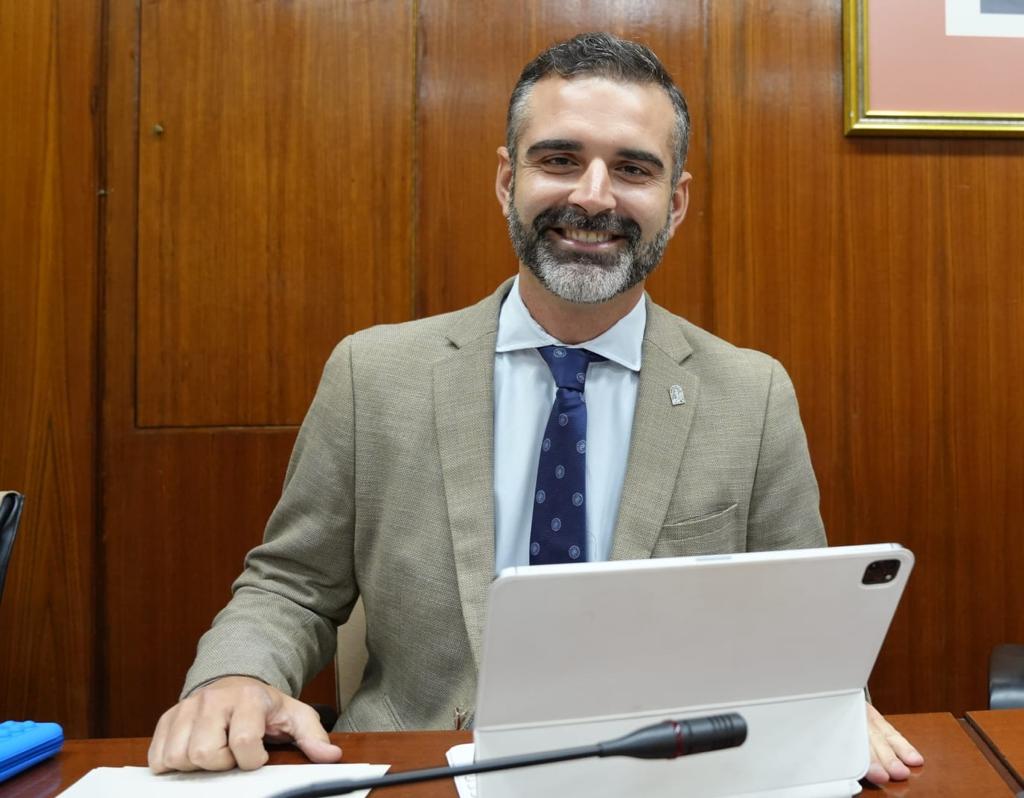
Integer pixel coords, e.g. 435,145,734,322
270,713,747,798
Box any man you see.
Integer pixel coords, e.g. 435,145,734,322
149,32,922,785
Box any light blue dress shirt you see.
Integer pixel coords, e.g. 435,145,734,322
493,276,644,573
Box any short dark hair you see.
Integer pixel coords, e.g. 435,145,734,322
506,32,691,184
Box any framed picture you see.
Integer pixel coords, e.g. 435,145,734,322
844,0,1024,136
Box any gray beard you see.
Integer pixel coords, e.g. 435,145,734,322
505,202,671,304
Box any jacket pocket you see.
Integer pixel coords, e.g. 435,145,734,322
340,691,406,732
653,503,740,557
381,692,407,731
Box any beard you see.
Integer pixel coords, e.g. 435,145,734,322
505,198,671,304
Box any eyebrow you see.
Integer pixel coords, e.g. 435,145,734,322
525,139,665,172
526,139,583,156
616,148,665,172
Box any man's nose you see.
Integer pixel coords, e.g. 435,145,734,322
567,160,616,216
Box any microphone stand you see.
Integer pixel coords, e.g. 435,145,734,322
271,712,747,798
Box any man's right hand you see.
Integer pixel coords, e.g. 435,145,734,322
148,676,342,773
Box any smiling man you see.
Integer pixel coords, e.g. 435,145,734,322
504,82,681,307
149,32,922,785
501,69,688,345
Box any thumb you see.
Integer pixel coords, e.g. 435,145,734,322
288,704,343,764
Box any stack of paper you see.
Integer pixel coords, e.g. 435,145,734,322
59,763,390,797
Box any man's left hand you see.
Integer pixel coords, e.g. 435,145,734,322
865,703,924,784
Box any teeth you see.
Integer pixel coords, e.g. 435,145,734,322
564,227,613,244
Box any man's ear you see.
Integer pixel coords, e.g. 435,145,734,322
667,170,693,238
495,146,513,216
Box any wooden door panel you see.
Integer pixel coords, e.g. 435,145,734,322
103,431,299,733
104,0,415,735
136,0,414,427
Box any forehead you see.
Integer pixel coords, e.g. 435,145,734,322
518,76,675,158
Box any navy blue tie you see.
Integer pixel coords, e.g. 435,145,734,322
530,346,605,565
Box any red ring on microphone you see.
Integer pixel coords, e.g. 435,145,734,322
670,719,686,757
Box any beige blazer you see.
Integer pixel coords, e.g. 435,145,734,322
183,279,826,731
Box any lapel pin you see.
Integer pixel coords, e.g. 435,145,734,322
669,384,685,406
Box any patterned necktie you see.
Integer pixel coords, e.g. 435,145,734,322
530,345,606,565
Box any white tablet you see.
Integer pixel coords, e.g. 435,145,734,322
474,543,914,798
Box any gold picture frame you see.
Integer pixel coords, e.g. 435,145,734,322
843,0,1024,137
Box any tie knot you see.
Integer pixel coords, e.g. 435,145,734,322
537,345,605,391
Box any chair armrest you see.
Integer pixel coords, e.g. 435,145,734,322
990,644,1024,709
1,491,26,601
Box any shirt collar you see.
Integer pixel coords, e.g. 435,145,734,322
495,275,645,372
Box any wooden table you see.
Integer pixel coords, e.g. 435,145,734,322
1,714,1020,797
966,708,1024,792
0,731,470,798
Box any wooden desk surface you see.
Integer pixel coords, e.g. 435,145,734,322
0,731,471,798
0,714,1018,797
966,709,1024,791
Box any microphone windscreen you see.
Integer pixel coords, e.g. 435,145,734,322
598,713,747,760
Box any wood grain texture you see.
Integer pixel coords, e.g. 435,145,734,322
0,0,100,737
707,0,1024,716
417,1,712,327
1,719,1018,797
4,0,1013,739
878,714,1018,796
0,732,472,798
135,0,415,427
967,710,1024,790
102,0,415,734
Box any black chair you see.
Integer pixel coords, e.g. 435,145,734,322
990,644,1024,709
0,491,25,603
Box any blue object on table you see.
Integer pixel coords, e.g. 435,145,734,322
0,720,64,783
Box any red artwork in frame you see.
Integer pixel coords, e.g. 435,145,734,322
844,0,1024,136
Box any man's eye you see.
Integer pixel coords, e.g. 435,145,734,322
619,164,650,177
543,156,576,167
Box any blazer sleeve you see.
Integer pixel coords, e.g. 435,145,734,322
746,358,827,551
181,337,360,698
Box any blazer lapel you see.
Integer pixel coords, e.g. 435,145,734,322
611,299,700,561
433,281,511,668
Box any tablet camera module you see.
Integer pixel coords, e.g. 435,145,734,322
862,559,901,585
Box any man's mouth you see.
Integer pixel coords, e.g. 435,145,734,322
550,226,622,248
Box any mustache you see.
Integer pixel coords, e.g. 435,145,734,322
532,207,642,242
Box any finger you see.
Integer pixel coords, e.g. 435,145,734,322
867,704,918,779
148,707,176,773
282,700,342,764
160,701,202,772
228,700,271,771
884,728,924,767
882,753,912,781
870,730,910,781
186,702,237,772
865,761,890,785
865,735,891,785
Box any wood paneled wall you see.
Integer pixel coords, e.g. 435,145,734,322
2,0,1022,737
0,0,101,736
707,1,1024,714
134,1,413,427
101,0,415,735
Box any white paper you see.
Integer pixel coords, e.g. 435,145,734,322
446,743,476,798
59,763,390,797
946,0,1024,37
